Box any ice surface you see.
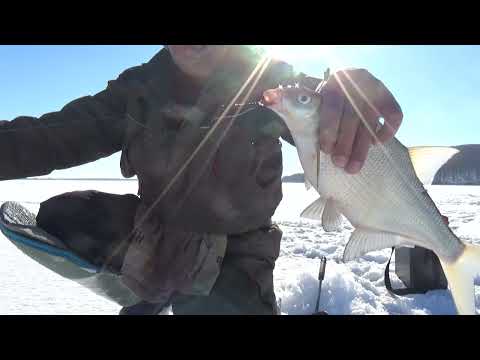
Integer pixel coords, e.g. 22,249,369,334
0,180,478,315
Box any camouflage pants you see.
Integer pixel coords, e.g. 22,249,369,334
121,226,282,315
170,226,282,315
37,191,282,315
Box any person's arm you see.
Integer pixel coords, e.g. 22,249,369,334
0,64,146,180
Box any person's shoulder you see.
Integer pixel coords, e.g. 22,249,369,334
117,47,170,83
145,47,170,67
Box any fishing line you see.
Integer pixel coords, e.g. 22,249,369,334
100,55,273,273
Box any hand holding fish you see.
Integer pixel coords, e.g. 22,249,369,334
317,68,403,174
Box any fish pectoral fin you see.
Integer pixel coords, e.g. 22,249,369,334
343,228,409,262
439,243,480,315
322,199,343,232
301,197,327,221
408,146,459,185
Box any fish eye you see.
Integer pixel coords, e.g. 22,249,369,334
297,94,312,105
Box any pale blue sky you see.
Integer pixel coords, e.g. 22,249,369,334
1,45,479,178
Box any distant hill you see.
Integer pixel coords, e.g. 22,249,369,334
282,144,480,185
433,144,480,185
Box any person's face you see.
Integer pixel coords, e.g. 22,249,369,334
166,45,231,81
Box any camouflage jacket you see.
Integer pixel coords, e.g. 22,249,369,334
0,47,322,301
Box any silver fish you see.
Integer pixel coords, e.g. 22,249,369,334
263,86,480,315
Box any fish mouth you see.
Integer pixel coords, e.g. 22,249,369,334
262,88,284,113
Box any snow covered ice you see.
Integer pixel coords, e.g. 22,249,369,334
0,180,478,315
274,184,480,315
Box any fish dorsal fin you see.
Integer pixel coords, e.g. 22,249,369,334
322,199,343,232
301,197,326,220
343,228,410,262
408,146,459,185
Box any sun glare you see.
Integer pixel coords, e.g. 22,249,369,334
259,45,345,77
263,45,338,65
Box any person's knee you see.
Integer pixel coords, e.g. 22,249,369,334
36,191,140,271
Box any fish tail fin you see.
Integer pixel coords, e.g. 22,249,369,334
440,243,480,315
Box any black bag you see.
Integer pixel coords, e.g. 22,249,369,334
384,246,448,295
